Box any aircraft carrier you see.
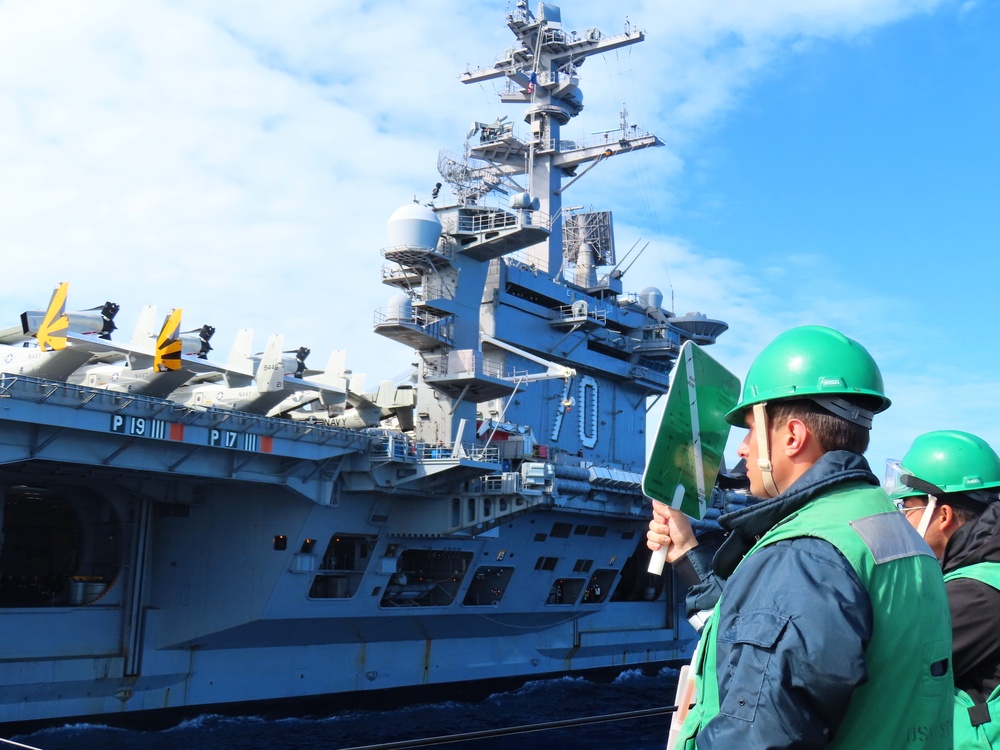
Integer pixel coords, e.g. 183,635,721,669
0,3,729,728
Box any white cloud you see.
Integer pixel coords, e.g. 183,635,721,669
1,0,990,472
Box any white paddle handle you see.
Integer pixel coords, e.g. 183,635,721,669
648,484,685,576
648,546,668,576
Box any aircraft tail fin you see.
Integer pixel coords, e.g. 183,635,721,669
303,350,349,409
347,372,366,396
154,308,184,372
20,284,117,344
129,306,159,350
227,329,254,371
374,380,395,407
35,282,70,352
256,334,286,393
306,350,347,386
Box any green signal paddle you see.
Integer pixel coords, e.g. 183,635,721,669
642,341,741,575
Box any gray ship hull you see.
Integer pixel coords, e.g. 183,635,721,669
0,374,688,725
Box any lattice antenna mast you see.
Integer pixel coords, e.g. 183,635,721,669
458,5,662,272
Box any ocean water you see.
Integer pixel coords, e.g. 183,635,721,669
11,669,679,750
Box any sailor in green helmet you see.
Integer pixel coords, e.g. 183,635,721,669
888,430,1000,749
648,325,953,748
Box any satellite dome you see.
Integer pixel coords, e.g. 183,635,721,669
386,204,442,249
638,286,663,310
386,294,413,322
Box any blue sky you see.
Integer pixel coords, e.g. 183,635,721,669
648,0,1000,467
0,0,996,475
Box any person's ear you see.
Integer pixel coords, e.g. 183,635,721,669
781,417,810,457
938,504,960,533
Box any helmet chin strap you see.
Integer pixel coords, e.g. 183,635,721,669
915,496,937,539
753,402,781,498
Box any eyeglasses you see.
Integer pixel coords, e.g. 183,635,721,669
893,499,930,514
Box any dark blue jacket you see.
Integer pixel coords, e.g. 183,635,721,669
680,451,880,747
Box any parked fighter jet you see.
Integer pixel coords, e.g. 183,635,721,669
69,307,216,398
191,329,307,384
265,350,350,418
0,283,119,346
175,328,284,388
284,374,415,430
169,333,345,414
339,379,416,430
3,284,345,418
0,282,109,380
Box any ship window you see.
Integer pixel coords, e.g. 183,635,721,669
550,522,572,538
581,569,617,605
273,535,287,551
545,578,584,605
300,538,316,553
587,526,607,538
380,549,474,607
462,566,514,606
533,533,547,542
535,556,558,571
308,534,376,600
574,525,589,535
572,559,593,573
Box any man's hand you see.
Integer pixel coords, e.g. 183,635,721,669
646,499,698,564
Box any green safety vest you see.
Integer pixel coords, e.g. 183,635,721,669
944,561,1000,749
677,483,954,749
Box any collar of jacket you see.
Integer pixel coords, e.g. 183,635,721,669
943,500,1000,575
712,450,878,579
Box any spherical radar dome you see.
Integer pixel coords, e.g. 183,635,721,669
386,204,443,250
386,294,413,322
638,287,663,310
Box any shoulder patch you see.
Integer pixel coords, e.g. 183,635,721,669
850,512,937,564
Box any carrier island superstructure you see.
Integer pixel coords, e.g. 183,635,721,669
0,3,728,727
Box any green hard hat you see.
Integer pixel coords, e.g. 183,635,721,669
725,325,890,426
894,430,1000,500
